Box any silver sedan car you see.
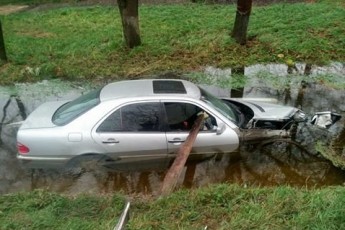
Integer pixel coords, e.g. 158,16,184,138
17,79,305,170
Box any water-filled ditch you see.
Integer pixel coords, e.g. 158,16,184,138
0,62,344,195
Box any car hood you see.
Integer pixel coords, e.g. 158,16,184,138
224,98,298,120
244,100,297,119
19,100,69,129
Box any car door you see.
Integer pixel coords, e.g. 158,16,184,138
163,101,239,161
91,101,169,170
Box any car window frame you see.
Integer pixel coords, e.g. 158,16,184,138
161,100,219,133
198,87,239,125
95,101,165,133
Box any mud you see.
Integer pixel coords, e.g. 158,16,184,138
0,62,344,195
0,5,29,15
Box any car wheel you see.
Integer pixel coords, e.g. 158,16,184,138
64,154,114,176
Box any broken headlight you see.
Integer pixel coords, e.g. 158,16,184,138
293,110,306,122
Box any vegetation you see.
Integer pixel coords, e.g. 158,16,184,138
1,184,345,229
0,1,344,84
0,190,126,229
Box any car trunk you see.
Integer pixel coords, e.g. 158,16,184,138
19,101,68,129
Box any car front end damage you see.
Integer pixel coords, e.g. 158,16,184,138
235,103,307,144
239,108,342,145
244,108,306,130
239,121,300,145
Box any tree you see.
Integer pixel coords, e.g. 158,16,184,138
231,0,253,45
0,19,7,62
117,0,141,48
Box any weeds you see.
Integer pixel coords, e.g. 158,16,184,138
0,190,125,230
128,184,345,229
1,181,344,229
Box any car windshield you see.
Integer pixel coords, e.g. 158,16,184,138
199,87,239,125
52,89,101,126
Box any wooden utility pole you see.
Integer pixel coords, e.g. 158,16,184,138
160,113,205,196
0,19,7,62
117,0,141,48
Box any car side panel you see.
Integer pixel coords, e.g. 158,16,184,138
161,99,240,158
166,125,239,156
91,132,169,170
90,100,169,170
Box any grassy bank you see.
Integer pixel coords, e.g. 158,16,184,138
0,190,125,229
0,1,344,84
1,184,345,229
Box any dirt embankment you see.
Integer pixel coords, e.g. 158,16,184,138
0,5,29,15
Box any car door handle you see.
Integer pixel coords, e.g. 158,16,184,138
168,138,185,143
102,138,120,144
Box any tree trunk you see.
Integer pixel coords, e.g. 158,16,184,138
0,20,7,62
160,114,204,196
231,0,252,45
117,0,141,48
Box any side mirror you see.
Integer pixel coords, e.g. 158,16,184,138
213,123,226,135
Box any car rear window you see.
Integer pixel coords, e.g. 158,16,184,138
52,89,101,126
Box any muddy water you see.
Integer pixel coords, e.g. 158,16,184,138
0,63,344,195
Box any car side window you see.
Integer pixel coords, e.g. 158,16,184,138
97,102,161,132
164,102,217,132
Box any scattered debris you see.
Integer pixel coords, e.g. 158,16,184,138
114,201,131,230
311,111,342,129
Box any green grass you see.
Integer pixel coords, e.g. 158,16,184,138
0,190,126,229
0,2,344,84
129,184,345,229
1,184,345,229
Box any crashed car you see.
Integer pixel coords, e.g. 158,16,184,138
16,79,306,170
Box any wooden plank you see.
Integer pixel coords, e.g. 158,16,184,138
160,113,205,196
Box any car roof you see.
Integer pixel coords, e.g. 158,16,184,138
100,79,201,101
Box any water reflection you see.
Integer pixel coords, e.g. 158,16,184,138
0,63,344,195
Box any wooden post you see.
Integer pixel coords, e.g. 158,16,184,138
160,113,204,196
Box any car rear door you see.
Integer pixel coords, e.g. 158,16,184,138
91,101,169,171
162,101,239,161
